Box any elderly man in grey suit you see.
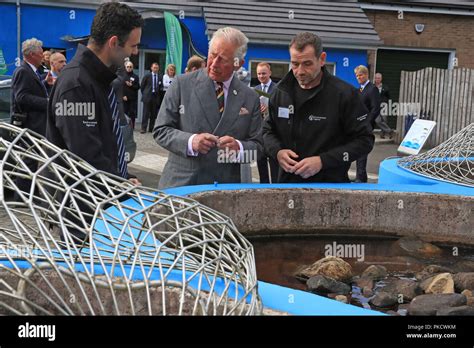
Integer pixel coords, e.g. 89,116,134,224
154,27,263,189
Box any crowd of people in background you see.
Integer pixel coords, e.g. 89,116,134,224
10,1,394,202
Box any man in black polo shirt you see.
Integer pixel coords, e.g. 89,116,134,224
46,2,143,244
47,2,143,182
263,32,374,183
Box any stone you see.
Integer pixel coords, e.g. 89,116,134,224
369,291,398,308
361,265,388,280
467,298,474,307
353,276,374,290
453,272,474,291
421,273,454,294
394,237,442,258
436,306,474,316
306,275,351,295
297,256,352,283
383,278,422,302
386,310,400,316
415,265,454,281
335,295,348,304
362,287,374,297
452,260,474,273
408,294,467,316
462,289,473,298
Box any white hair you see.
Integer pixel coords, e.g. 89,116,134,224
22,38,43,57
209,27,248,61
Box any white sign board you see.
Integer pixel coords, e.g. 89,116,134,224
398,119,436,155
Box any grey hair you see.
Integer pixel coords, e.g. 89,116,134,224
22,38,43,57
209,27,249,61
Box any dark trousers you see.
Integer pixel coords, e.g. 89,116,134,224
141,94,160,132
257,156,279,183
124,99,137,129
356,155,368,182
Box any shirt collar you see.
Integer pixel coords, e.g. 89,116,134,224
214,74,234,91
25,61,38,74
361,80,370,89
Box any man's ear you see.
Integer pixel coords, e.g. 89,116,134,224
319,52,327,66
108,35,119,49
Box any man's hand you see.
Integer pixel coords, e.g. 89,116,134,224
192,133,219,154
45,71,54,86
129,178,141,186
123,95,128,101
125,81,133,87
293,156,323,179
277,149,299,173
217,135,240,152
260,104,268,115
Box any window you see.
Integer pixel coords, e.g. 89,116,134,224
249,60,290,87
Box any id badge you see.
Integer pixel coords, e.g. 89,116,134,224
278,107,290,119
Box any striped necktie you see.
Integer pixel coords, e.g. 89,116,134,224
108,88,128,179
216,81,224,115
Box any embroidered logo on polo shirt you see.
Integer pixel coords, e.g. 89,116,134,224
308,115,326,121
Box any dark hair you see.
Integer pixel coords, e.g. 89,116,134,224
289,32,323,57
186,55,205,71
90,2,144,47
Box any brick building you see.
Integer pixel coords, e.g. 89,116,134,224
360,0,474,106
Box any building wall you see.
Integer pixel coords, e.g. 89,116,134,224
365,9,474,69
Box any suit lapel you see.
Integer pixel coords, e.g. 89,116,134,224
23,62,46,95
193,69,221,130
214,75,242,135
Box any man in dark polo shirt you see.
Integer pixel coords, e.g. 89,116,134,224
46,2,143,244
263,32,374,183
47,2,143,181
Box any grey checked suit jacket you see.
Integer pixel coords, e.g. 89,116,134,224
154,69,263,189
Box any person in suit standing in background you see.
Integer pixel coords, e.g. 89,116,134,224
140,62,162,133
254,62,278,183
123,60,140,129
374,72,394,139
354,65,381,183
11,38,52,199
154,27,263,189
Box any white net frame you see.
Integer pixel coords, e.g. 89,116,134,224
397,123,474,188
0,123,262,315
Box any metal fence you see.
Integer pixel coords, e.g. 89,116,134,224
397,67,474,147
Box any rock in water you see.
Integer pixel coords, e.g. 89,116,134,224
408,294,467,316
297,256,352,283
415,265,454,281
361,265,388,280
394,237,442,258
306,275,351,295
335,295,348,304
369,291,398,308
453,273,474,291
383,278,422,302
422,273,454,294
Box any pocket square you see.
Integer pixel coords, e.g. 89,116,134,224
239,107,250,115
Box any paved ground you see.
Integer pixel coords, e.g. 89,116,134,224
128,126,401,188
